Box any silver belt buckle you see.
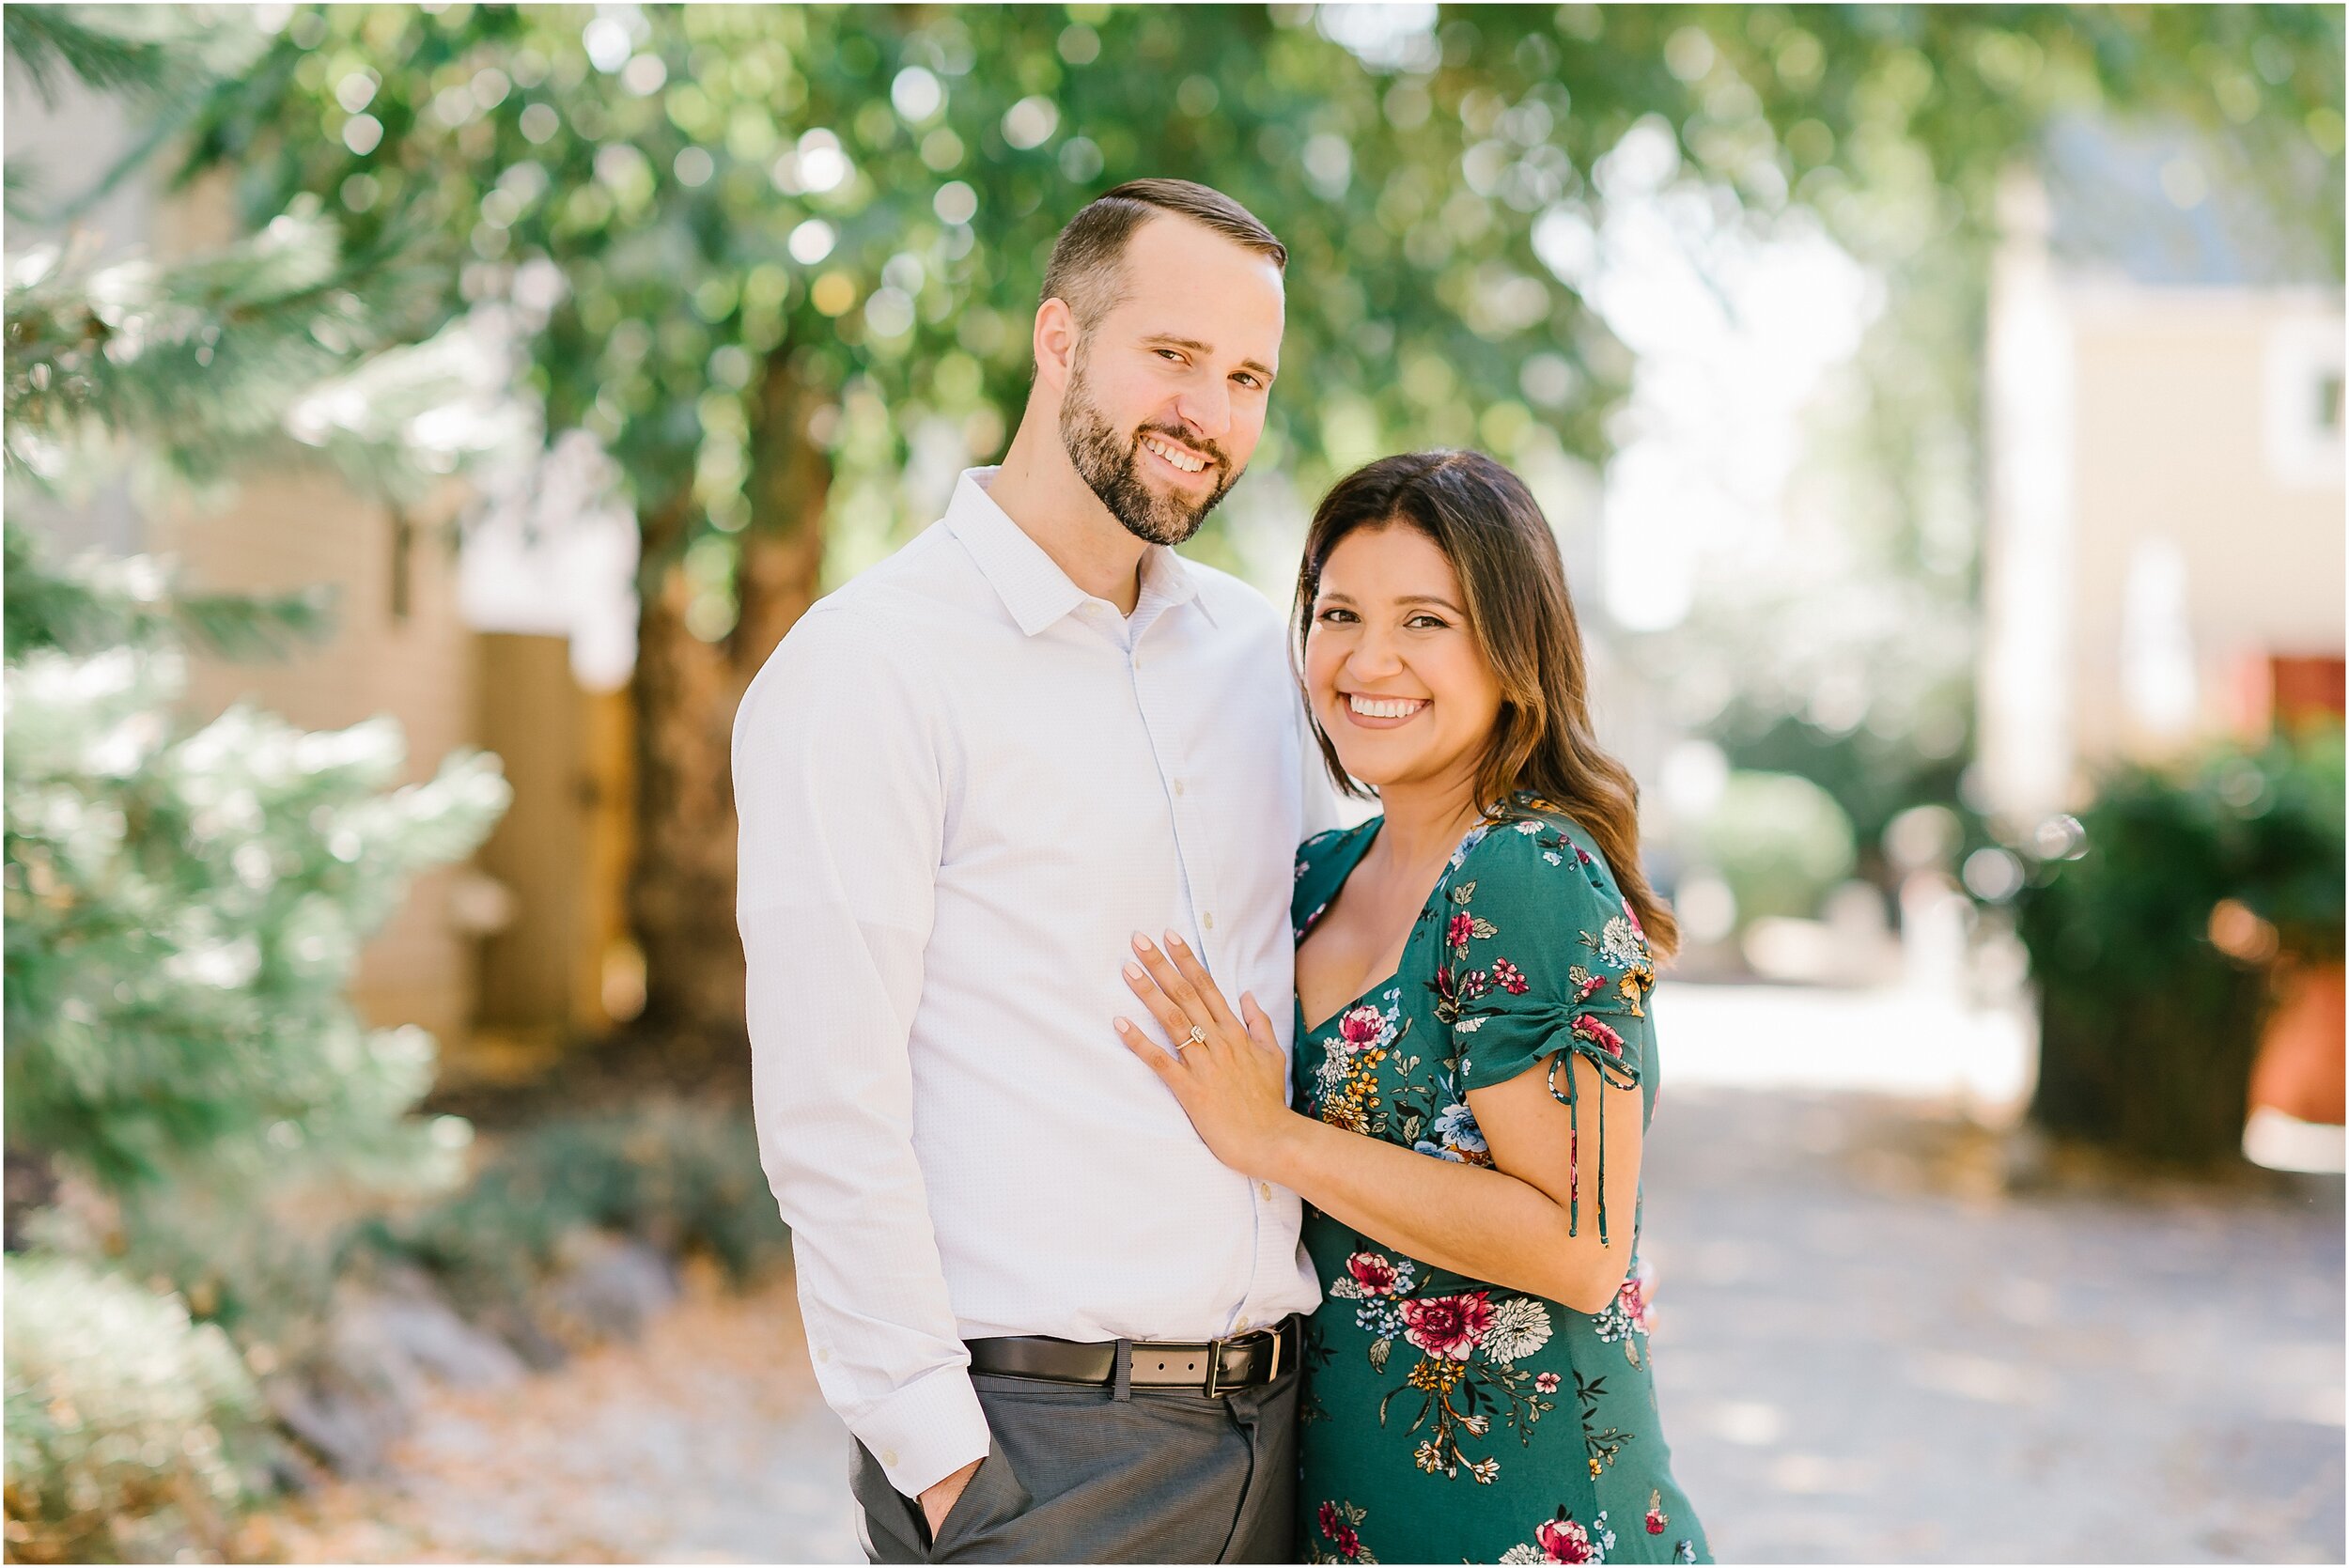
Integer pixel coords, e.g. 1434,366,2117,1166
1204,1324,1282,1398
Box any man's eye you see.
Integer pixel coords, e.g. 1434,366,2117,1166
1234,373,1261,389
1158,349,1185,363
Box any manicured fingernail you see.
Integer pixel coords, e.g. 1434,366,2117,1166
1131,932,1153,953
1124,962,1145,980
1114,1017,1132,1032
1164,930,1187,949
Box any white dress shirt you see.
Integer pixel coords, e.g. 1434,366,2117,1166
734,468,1329,1498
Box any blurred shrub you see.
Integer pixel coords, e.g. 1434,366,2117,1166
1693,770,1859,926
107,1181,350,1382
3,523,508,1195
3,1256,270,1564
1714,712,1974,879
2015,729,2345,1166
362,1101,788,1324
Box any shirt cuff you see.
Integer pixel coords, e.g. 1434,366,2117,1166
854,1363,991,1498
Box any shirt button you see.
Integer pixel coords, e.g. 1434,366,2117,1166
1202,911,1215,930
1259,1181,1273,1201
882,1449,898,1467
1173,779,1186,796
816,1347,831,1363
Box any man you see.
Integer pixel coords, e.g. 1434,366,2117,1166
734,179,1329,1563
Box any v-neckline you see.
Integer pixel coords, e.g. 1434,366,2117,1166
1299,816,1450,1038
1298,967,1403,1041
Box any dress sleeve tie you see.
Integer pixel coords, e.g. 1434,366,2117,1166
1461,1000,1642,1245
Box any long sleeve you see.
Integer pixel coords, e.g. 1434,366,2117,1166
732,605,988,1498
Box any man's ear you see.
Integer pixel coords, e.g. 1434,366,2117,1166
1032,297,1079,395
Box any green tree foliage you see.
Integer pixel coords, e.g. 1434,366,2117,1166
2,11,511,1196
177,3,2343,1038
3,535,508,1189
3,21,515,1543
190,3,2345,603
2,5,270,226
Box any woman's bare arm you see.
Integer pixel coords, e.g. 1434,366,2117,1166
1262,1054,1641,1312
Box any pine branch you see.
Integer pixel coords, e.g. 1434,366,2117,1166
2,6,179,108
3,519,335,663
4,158,46,225
1,204,428,490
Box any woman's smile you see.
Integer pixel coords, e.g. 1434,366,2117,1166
1341,691,1430,728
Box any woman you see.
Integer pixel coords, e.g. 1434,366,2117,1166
1114,450,1708,1565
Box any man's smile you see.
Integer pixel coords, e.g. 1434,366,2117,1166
1141,432,1214,475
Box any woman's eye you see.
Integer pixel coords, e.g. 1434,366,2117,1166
1407,614,1448,629
1316,608,1357,625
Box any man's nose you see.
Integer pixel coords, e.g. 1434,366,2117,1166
1174,379,1231,442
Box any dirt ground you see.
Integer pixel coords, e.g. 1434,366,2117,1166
242,1085,2343,1565
243,1257,862,1564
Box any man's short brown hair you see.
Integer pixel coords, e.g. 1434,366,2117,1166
1040,179,1287,332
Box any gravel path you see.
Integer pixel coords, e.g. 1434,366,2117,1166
253,1258,863,1563
250,1084,2341,1564
1642,1087,2343,1564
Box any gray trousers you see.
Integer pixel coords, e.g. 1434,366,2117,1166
850,1363,1300,1564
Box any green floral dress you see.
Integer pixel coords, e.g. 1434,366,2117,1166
1291,797,1709,1566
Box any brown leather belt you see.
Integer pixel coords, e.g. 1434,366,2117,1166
965,1315,1301,1398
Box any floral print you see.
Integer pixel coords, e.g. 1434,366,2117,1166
1592,1261,1656,1367
1292,798,1708,1564
1316,1230,1586,1498
1314,989,1403,1137
1309,1499,1379,1564
1420,1098,1489,1163
1499,1507,1616,1563
1326,1251,1557,1480
1400,1291,1496,1361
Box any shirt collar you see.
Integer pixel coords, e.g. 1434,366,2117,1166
944,467,1216,637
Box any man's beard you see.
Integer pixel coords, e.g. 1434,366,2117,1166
1059,359,1237,547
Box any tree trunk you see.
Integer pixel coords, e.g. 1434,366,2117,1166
627,350,831,1048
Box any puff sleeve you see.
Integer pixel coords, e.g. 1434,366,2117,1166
1445,815,1659,1246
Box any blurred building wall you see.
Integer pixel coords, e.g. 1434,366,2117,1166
1979,163,2345,828
150,472,490,1052
2068,288,2343,758
472,633,640,1074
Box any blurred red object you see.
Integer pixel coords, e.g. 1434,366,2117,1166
2249,960,2347,1127
2270,654,2346,730
2229,654,2346,738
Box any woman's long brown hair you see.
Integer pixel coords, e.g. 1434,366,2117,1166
1294,449,1679,960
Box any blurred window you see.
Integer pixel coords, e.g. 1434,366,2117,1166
2263,315,2347,489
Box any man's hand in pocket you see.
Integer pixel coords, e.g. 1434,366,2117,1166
920,1456,984,1540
